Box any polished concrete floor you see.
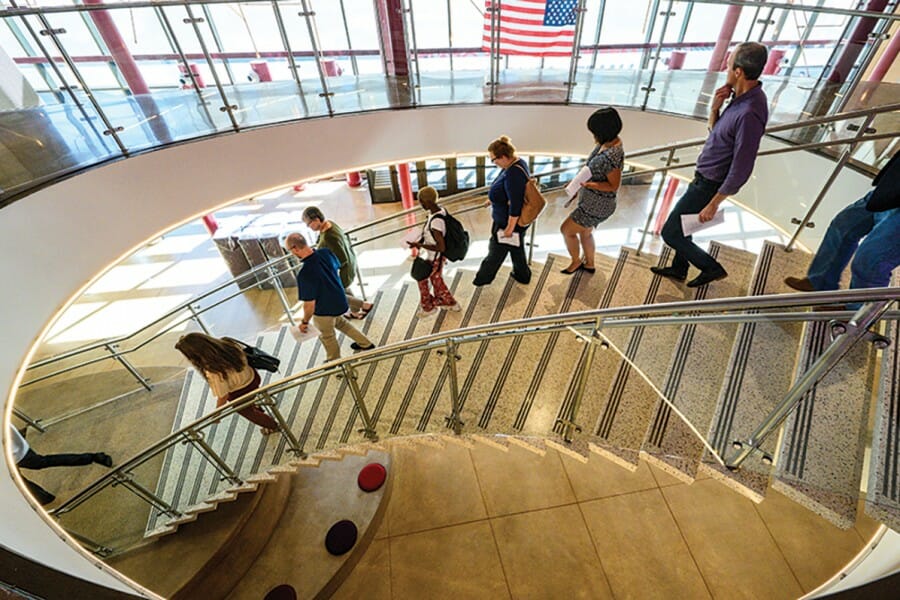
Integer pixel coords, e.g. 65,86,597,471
13,173,880,598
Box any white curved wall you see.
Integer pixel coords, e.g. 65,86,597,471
0,104,882,593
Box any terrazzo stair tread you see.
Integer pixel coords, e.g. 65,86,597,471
699,241,812,503
429,258,561,438
772,320,877,529
287,457,323,469
385,266,516,435
545,435,592,463
245,472,279,484
581,246,697,469
866,317,900,531
508,435,548,456
640,243,758,482
499,254,614,438
435,432,477,449
471,433,512,452
285,285,410,458
360,271,468,439
473,254,604,436
144,525,177,541
546,248,666,457
302,290,388,451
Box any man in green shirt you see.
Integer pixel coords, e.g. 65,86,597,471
302,206,373,319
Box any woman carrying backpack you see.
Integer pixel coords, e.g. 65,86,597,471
408,186,461,318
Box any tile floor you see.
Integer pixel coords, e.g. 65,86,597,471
332,441,880,600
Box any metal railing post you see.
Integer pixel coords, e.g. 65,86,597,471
725,299,894,469
442,339,464,434
354,260,368,303
111,471,181,518
103,343,152,392
268,267,297,326
557,318,604,442
258,391,306,458
636,148,678,255
785,113,876,251
12,407,45,433
181,429,243,485
340,363,378,440
188,304,212,335
67,530,114,558
527,219,538,265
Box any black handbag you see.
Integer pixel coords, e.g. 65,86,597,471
410,256,433,281
226,338,280,373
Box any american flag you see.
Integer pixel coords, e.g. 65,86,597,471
482,0,578,57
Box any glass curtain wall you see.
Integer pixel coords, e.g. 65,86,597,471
0,0,896,202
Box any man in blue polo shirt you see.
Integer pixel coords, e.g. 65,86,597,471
285,233,375,362
652,41,769,288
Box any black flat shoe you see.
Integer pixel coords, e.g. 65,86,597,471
560,265,580,275
650,265,688,281
350,342,376,351
687,268,728,288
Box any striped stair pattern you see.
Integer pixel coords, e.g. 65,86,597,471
700,241,812,502
641,243,757,482
543,248,659,465
584,246,699,468
866,294,900,530
772,318,876,528
484,253,614,443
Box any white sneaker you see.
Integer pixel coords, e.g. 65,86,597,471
417,307,438,319
439,303,462,312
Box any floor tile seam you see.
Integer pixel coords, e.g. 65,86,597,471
655,484,716,600
750,498,807,593
467,446,515,600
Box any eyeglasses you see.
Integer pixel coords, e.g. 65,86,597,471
490,156,499,162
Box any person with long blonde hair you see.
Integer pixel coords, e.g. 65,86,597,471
175,332,279,434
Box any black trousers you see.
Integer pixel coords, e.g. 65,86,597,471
474,222,532,285
18,449,98,506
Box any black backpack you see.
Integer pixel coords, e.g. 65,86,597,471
433,211,469,262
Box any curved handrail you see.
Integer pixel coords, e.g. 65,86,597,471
20,101,898,383
51,284,900,519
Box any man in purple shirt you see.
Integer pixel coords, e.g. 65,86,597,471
652,42,769,287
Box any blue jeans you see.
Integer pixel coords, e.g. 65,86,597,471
807,192,900,292
660,173,724,274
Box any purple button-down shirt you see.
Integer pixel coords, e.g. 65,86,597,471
696,83,768,197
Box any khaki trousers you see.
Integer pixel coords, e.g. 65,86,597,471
313,314,374,362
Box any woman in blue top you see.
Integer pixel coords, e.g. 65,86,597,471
473,135,532,286
560,108,625,274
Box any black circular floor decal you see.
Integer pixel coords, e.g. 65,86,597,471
264,584,297,600
325,519,358,556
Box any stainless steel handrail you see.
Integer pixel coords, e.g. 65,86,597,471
22,101,898,382
51,284,899,518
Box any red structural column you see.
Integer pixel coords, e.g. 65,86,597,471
827,0,889,84
867,21,900,83
346,172,362,187
201,215,219,236
397,163,417,255
707,6,743,72
762,49,786,75
653,177,680,235
83,0,172,144
375,0,409,77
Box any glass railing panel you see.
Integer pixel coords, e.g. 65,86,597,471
0,12,121,195
306,0,393,114
188,1,313,126
408,0,490,106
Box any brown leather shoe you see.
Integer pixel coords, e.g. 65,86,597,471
784,276,815,292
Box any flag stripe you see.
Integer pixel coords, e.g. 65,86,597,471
482,0,577,58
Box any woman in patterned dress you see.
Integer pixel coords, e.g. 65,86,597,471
560,108,625,274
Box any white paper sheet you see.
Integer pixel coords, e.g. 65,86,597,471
497,232,520,247
680,210,725,236
564,166,592,197
289,323,319,343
